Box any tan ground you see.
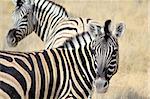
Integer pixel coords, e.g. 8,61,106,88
0,0,150,99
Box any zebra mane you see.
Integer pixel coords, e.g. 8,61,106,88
62,31,91,46
60,24,103,49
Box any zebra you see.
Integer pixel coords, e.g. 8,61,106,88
0,20,125,99
7,0,102,49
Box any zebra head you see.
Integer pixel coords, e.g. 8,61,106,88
7,0,36,47
92,20,125,93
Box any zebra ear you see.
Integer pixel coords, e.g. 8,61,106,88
12,0,34,6
103,19,112,40
89,24,102,37
113,23,125,37
104,20,112,35
12,0,23,6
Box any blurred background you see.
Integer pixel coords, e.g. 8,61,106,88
0,0,149,98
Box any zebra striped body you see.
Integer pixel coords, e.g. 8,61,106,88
0,44,98,99
7,0,101,49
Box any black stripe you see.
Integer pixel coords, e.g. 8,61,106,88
41,2,51,25
82,32,87,45
0,54,13,62
14,56,36,98
35,52,45,99
51,14,63,29
63,49,71,77
37,25,42,37
40,3,53,39
41,14,51,41
50,7,61,28
40,3,54,41
63,37,75,48
63,49,84,98
59,80,70,99
52,36,72,47
51,12,63,29
89,45,97,69
37,0,45,21
50,49,60,98
55,27,77,36
78,48,93,84
79,17,85,31
58,49,71,98
69,19,79,25
86,32,93,41
39,2,49,25
0,81,21,99
43,50,53,98
0,63,27,95
87,18,92,23
69,40,75,48
27,54,36,99
14,58,31,73
68,49,89,97
72,80,84,98
0,51,27,57
84,46,96,81
57,49,67,97
66,91,77,99
76,34,82,46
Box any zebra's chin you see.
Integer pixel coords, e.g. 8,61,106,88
7,40,18,47
95,87,108,93
94,77,109,93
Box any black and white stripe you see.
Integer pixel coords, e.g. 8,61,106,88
0,45,96,99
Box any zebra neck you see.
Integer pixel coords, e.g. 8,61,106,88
62,32,96,49
34,0,68,42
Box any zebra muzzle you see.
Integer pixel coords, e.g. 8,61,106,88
7,29,18,47
94,77,109,93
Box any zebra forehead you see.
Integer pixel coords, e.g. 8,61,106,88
97,37,118,52
12,4,33,18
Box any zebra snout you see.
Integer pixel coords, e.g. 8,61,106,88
7,29,18,47
94,77,109,93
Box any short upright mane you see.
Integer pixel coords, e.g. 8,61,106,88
62,32,93,48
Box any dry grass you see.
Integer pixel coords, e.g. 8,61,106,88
0,0,149,99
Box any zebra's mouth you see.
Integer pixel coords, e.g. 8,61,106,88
94,77,109,93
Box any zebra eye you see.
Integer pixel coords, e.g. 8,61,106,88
112,51,116,55
23,15,28,19
91,49,95,55
26,12,30,16
112,49,118,55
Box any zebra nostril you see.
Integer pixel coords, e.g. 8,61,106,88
103,82,108,88
7,29,18,47
11,38,16,43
